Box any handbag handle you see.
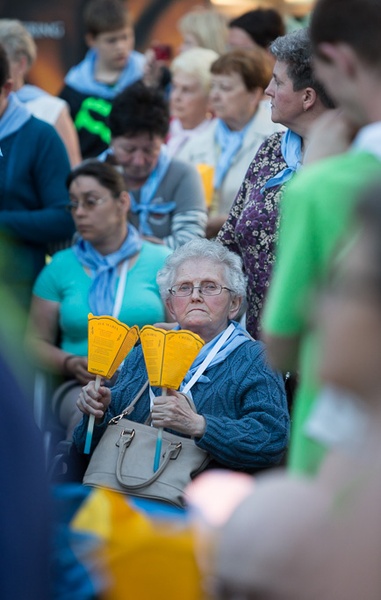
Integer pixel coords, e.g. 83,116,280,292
115,431,182,490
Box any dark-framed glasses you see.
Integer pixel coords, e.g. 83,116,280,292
66,195,110,212
169,281,233,297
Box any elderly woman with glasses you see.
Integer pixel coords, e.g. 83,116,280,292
26,160,171,438
74,238,289,472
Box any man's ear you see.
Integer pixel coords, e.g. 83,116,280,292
85,33,97,49
316,42,358,77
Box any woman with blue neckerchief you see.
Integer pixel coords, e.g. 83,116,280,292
74,239,289,473
218,28,335,339
100,80,207,249
26,160,171,439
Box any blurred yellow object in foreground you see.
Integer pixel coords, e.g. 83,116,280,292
72,488,203,600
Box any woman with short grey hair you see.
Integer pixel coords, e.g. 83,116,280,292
218,27,335,339
269,27,332,107
74,239,289,476
157,238,247,300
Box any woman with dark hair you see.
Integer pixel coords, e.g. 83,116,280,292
218,28,334,338
26,159,170,437
228,8,285,52
101,80,207,249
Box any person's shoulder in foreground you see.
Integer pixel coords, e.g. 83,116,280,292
262,149,381,338
0,350,50,599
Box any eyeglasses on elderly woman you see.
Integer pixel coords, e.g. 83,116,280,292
169,281,233,297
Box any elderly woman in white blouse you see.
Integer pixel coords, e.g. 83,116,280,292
166,47,218,159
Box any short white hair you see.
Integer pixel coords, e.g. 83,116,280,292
171,47,219,94
157,239,247,300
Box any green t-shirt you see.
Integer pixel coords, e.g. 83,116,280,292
33,241,171,356
262,150,381,475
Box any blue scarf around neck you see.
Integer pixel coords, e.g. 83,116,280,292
261,129,303,193
214,119,251,190
72,223,143,315
0,92,31,141
16,84,47,103
129,145,174,236
64,49,145,100
178,321,251,391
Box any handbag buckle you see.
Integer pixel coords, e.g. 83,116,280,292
116,428,135,448
168,441,182,460
109,414,126,425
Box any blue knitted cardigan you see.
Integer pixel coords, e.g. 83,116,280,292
74,339,289,471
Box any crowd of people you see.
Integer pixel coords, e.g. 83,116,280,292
2,0,381,597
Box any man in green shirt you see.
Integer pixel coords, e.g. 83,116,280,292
262,0,381,475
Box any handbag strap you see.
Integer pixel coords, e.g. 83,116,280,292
182,322,235,394
115,432,182,490
108,380,149,424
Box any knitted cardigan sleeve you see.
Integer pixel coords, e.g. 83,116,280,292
194,341,289,470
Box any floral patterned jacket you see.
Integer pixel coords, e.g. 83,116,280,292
217,132,287,338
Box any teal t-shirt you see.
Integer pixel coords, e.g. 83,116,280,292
262,150,381,475
33,241,171,356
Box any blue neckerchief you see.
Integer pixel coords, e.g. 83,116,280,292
261,129,302,193
16,84,47,103
214,119,251,190
64,49,145,100
129,146,174,236
97,147,113,162
0,92,31,141
177,321,251,390
72,224,143,315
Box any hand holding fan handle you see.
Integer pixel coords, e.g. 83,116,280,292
153,387,167,472
84,375,101,455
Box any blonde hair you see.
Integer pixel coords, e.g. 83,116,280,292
171,47,219,94
0,19,36,68
178,8,228,55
